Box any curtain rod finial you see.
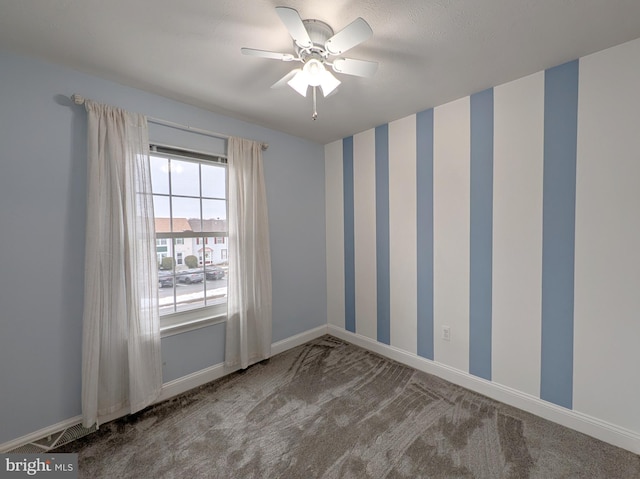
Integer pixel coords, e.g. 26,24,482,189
71,94,85,105
262,143,269,151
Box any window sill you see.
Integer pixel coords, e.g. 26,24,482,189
160,312,226,338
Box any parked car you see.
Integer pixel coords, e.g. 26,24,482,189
158,272,175,288
205,266,225,280
178,269,204,284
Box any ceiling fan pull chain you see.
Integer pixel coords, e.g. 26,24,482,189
312,86,318,120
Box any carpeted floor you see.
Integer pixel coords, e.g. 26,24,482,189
56,335,640,478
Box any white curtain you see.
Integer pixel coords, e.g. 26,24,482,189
81,100,162,428
225,137,273,369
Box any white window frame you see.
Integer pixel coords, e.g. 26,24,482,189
150,144,228,337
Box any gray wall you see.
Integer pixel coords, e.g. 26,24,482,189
0,51,327,444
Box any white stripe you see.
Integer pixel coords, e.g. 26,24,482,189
388,115,418,353
492,72,544,396
574,38,640,433
324,141,345,328
353,129,377,340
433,97,470,372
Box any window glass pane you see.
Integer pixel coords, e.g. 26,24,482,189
167,244,205,313
158,269,177,315
172,197,200,231
153,196,171,230
170,159,200,197
197,241,213,265
203,198,227,223
205,261,227,308
150,156,169,195
201,163,226,199
157,236,206,314
158,252,177,315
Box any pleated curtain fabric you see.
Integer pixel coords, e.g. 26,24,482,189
81,100,162,428
225,137,273,370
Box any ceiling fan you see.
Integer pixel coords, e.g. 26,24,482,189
241,6,378,119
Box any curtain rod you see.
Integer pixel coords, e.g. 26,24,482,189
70,94,268,151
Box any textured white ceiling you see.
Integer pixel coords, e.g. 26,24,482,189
2,0,640,144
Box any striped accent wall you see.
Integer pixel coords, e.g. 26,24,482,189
375,125,391,345
492,71,544,398
416,109,434,360
469,88,494,381
540,60,579,409
342,136,355,333
325,37,640,442
389,116,417,353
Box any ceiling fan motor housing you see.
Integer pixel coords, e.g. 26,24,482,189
297,19,335,60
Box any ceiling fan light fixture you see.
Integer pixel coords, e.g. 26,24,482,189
319,70,341,96
303,58,325,86
287,70,310,96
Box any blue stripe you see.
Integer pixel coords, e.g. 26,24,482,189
416,109,435,360
375,125,390,345
541,60,578,409
343,136,356,333
469,89,494,380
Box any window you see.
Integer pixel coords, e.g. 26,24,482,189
150,145,228,335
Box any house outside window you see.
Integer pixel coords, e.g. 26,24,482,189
150,145,228,335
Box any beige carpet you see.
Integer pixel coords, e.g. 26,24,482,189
56,335,640,478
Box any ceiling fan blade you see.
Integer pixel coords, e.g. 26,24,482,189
271,69,300,89
275,6,312,49
324,17,373,55
241,48,295,61
332,58,378,78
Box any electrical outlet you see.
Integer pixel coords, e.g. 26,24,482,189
442,326,451,342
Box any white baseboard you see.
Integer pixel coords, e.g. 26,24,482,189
271,325,328,356
1,325,329,454
156,363,229,404
327,325,640,455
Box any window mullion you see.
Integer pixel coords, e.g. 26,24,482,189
156,232,225,239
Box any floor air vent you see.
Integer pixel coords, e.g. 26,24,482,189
7,423,96,454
